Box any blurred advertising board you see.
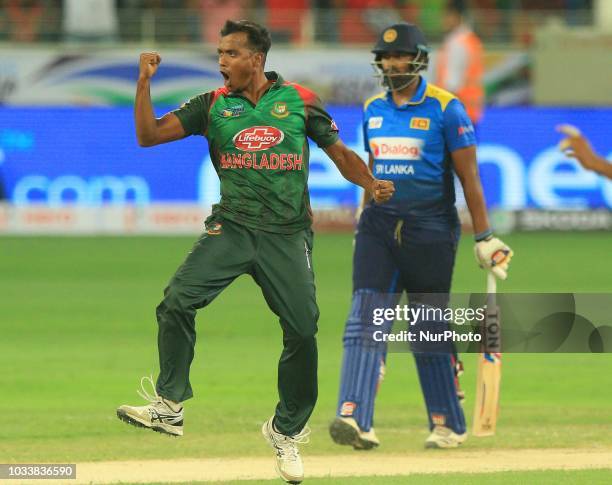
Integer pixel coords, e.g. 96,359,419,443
0,47,375,107
0,47,525,107
0,105,610,234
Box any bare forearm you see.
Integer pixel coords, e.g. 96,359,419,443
592,156,612,179
336,150,376,190
359,156,374,210
452,147,491,235
135,78,158,146
325,141,394,203
462,177,490,235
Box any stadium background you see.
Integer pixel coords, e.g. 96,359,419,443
1,1,611,484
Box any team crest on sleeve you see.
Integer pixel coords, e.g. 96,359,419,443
330,119,339,132
206,222,223,235
410,117,430,130
368,116,383,129
271,101,289,118
458,124,475,135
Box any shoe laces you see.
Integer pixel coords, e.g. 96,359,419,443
137,375,163,405
272,425,310,461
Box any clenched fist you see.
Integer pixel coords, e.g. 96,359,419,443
139,52,161,80
371,179,395,203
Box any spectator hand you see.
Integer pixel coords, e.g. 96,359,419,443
557,124,599,171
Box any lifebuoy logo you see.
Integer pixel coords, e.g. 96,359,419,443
233,126,284,151
370,137,423,160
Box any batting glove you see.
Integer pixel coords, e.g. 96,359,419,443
474,236,513,280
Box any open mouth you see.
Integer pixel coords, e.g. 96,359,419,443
220,71,229,82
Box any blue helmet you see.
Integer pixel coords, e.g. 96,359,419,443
371,23,429,91
372,22,429,58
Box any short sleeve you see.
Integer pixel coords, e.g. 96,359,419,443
362,112,370,153
172,94,210,136
443,98,477,152
304,96,339,148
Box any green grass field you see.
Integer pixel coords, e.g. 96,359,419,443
1,232,611,483
126,469,612,485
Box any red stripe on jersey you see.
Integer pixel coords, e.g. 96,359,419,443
204,87,229,136
284,81,317,107
211,86,229,106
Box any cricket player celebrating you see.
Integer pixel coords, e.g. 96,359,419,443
116,19,394,484
329,22,513,450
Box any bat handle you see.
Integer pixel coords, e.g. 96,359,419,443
486,271,497,294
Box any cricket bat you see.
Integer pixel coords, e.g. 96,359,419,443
472,272,502,437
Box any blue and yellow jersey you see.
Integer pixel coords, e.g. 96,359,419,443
363,77,476,230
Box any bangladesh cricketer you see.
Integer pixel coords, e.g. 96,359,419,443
328,22,513,451
115,19,394,485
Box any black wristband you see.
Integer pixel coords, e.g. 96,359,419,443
474,228,493,242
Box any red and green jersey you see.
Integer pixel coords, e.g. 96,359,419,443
173,72,339,234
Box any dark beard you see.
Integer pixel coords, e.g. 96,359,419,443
384,73,417,91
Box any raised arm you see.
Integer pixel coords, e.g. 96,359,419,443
324,140,394,203
135,52,186,147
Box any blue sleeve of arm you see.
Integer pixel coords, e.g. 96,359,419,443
443,98,476,152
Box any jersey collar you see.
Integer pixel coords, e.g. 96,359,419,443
225,71,284,105
265,71,284,90
386,76,427,108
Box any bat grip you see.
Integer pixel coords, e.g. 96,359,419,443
486,272,497,294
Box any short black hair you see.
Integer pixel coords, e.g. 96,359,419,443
220,20,272,57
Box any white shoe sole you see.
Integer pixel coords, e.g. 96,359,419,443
275,462,303,485
116,408,183,437
424,433,467,449
425,440,461,449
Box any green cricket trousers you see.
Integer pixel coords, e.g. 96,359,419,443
155,216,319,436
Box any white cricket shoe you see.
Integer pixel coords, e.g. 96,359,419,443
262,416,310,484
116,376,184,437
329,416,380,450
425,425,467,449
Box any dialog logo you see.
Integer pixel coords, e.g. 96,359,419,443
233,126,285,151
369,137,423,160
